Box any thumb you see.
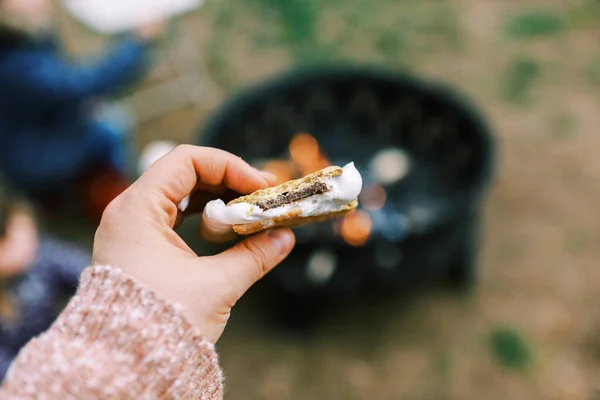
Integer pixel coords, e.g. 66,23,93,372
213,229,295,298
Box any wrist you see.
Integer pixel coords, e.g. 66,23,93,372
58,266,212,352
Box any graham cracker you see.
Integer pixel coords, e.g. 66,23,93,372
233,199,359,235
228,166,342,207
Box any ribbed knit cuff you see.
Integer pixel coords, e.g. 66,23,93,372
54,265,223,399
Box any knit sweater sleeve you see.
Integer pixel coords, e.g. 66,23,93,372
0,266,224,400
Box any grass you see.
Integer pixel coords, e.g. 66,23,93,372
489,327,532,371
204,0,464,82
566,0,600,29
204,3,238,90
376,30,405,65
552,113,577,139
213,4,235,29
243,0,321,62
252,30,281,47
205,37,235,90
433,352,451,378
586,55,600,85
504,10,565,38
501,57,542,105
418,2,463,52
374,1,463,55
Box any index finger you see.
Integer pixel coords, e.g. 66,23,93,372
131,145,270,223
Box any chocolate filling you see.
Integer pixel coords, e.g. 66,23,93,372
256,182,329,210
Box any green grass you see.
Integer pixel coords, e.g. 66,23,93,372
501,57,542,105
243,0,321,62
376,30,405,64
433,352,451,378
586,55,600,85
552,113,577,139
213,4,235,29
203,1,244,90
252,30,281,47
566,0,599,29
220,0,462,60
204,0,464,88
205,2,237,91
504,10,565,38
381,2,463,54
419,2,463,52
205,38,235,90
489,327,532,371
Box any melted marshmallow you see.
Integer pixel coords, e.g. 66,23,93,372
204,162,363,227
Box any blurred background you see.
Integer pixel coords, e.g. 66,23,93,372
8,0,600,398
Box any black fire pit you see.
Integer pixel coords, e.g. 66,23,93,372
198,65,494,320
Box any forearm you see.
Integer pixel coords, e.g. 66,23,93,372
0,266,223,399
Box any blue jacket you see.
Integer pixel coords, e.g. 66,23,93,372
0,35,150,190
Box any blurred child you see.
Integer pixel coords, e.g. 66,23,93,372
0,179,91,382
0,0,166,221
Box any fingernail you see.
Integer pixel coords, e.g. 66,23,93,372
268,229,294,254
178,195,190,212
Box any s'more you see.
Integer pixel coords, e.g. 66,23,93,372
204,163,363,235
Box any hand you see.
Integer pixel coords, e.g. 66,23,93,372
92,145,296,343
135,20,167,43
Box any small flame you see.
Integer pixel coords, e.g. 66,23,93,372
341,210,372,247
261,160,297,184
359,184,387,211
289,133,330,175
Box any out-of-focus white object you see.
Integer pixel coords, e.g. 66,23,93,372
138,140,178,175
62,0,206,34
139,140,191,212
369,147,411,185
306,249,338,285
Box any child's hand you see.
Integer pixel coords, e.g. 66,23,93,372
92,146,295,343
135,20,167,43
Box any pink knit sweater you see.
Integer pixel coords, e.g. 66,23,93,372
0,266,224,399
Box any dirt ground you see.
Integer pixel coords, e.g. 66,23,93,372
55,0,600,398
